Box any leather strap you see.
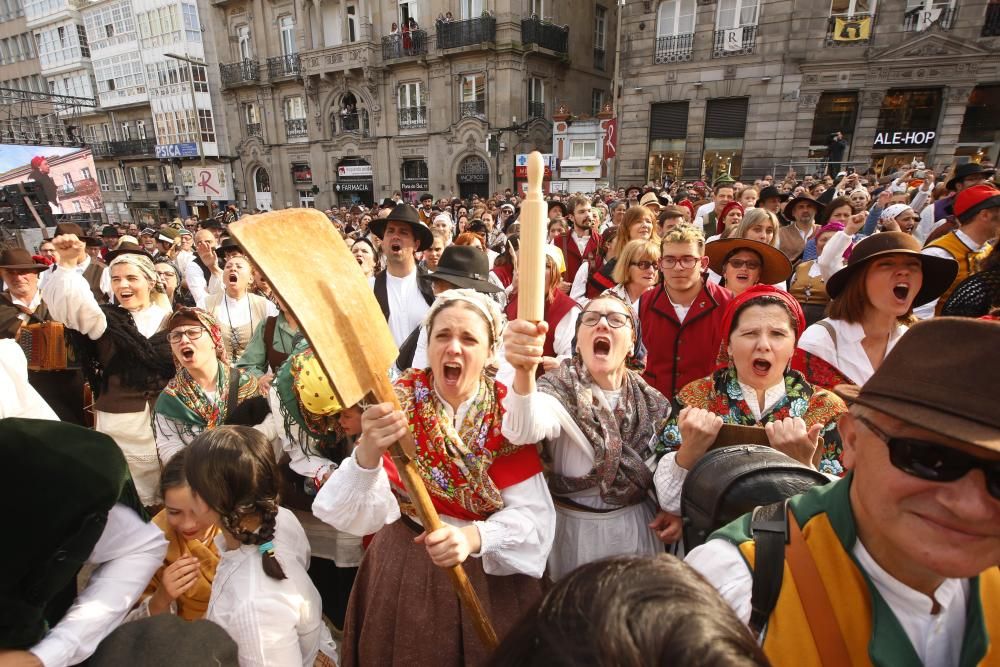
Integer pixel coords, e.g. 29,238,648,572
785,510,853,666
748,500,788,638
226,367,240,417
817,319,838,354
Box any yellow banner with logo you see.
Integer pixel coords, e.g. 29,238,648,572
833,16,872,41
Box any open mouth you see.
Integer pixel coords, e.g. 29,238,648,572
735,272,751,282
119,290,134,301
751,358,771,376
227,272,239,284
892,283,910,301
355,256,364,265
390,242,402,253
179,346,195,362
441,362,462,384
592,336,611,358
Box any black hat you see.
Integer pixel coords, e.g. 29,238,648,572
89,615,239,667
782,195,824,221
946,163,996,192
758,185,790,203
379,197,396,209
369,204,434,251
53,222,96,242
420,193,434,202
101,225,120,238
84,236,104,248
200,219,224,230
548,200,568,216
421,245,502,293
214,237,244,260
105,242,153,262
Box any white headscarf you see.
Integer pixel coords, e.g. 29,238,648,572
423,288,505,353
109,253,171,311
880,203,912,221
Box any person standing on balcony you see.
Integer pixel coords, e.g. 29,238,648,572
827,131,848,177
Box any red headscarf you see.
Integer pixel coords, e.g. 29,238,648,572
717,201,745,236
716,285,807,369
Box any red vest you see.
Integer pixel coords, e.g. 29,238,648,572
558,230,602,283
506,290,578,377
491,263,514,289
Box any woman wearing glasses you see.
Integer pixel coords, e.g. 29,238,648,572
705,238,793,298
571,206,658,304
503,293,671,581
154,308,270,465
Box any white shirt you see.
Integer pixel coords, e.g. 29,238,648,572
174,249,194,275
207,507,335,667
817,230,853,282
9,288,42,325
209,293,278,329
184,257,225,309
39,256,111,301
914,228,983,320
685,535,969,667
30,505,168,667
797,318,908,386
0,338,59,419
369,270,430,346
570,229,591,255
495,302,580,388
606,283,642,319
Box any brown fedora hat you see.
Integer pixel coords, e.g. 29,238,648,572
835,318,1000,451
705,238,793,286
369,204,433,251
53,222,96,242
0,247,48,271
825,232,958,307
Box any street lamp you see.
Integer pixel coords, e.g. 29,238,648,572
164,52,210,215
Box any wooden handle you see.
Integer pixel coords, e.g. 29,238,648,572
372,374,500,650
22,196,50,240
517,151,547,323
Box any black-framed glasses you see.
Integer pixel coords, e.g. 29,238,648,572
727,258,761,270
579,311,631,329
630,260,657,270
855,415,1000,500
660,255,700,269
167,327,206,344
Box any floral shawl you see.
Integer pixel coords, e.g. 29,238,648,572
384,368,542,522
156,360,260,431
653,367,848,476
537,356,670,507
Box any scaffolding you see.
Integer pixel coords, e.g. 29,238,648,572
0,87,98,147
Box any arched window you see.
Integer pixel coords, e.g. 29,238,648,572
332,92,370,137
253,167,270,192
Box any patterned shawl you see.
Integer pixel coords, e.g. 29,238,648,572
537,356,670,507
156,360,260,428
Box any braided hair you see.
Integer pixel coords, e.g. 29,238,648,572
183,426,287,580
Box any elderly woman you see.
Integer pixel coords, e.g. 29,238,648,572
205,254,277,361
313,290,555,665
706,237,793,297
43,235,175,506
154,259,194,311
653,286,848,526
572,205,656,304
502,293,670,580
153,308,268,464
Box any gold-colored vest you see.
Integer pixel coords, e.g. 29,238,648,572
788,260,830,307
927,232,992,315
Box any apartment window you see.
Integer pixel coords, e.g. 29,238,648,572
127,166,140,188
63,173,74,189
181,3,199,40
160,165,174,186
398,82,425,128
121,122,131,140
460,0,483,20
102,123,112,141
98,168,110,191
904,0,955,30
94,52,146,99
527,78,544,118
347,4,358,42
136,5,196,48
284,96,305,119
136,119,147,139
398,82,422,108
280,16,296,55
593,6,607,70
810,91,859,149
399,0,419,25
530,0,544,18
717,0,760,28
570,140,598,159
198,109,216,143
237,26,252,59
112,168,124,191
460,73,485,118
81,167,92,180
144,166,157,184
591,88,606,115
831,0,875,16
244,102,260,126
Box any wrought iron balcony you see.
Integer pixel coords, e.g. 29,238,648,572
825,13,874,46
335,111,370,136
593,47,606,70
713,25,757,57
983,3,1000,36
267,54,300,78
520,16,569,53
285,117,307,138
398,106,426,129
382,30,428,60
436,15,496,50
459,100,486,120
528,101,545,119
246,123,262,138
145,182,158,191
903,6,955,31
654,33,694,63
89,137,157,158
220,59,260,87
128,181,142,191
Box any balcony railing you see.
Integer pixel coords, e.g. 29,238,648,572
128,181,141,191
520,16,569,53
285,117,307,138
398,106,427,129
436,15,497,50
145,182,158,191
89,137,157,158
903,6,955,31
382,30,428,60
459,100,486,120
220,59,260,87
61,183,76,195
593,47,606,70
336,111,370,136
713,25,757,57
825,13,875,46
246,123,262,138
984,3,1000,36
528,100,545,119
267,53,300,78
654,33,695,63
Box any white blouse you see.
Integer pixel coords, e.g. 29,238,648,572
206,507,336,667
797,318,908,386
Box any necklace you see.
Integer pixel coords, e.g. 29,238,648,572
223,293,253,358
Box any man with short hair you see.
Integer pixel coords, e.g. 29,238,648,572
687,317,1000,666
639,225,732,399
694,185,735,235
778,196,823,262
556,194,601,288
185,229,221,308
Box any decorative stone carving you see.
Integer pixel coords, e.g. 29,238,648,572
804,74,819,84
947,86,975,103
798,93,819,109
862,90,885,106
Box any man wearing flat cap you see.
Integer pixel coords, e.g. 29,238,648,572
687,317,1000,665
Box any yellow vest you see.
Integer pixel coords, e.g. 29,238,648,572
788,260,830,307
715,477,1000,666
927,232,992,315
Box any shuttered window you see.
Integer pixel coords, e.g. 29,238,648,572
650,101,689,140
705,97,749,138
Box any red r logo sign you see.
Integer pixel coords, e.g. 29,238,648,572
198,170,220,195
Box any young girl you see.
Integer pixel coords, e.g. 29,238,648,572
127,451,220,620
184,426,337,666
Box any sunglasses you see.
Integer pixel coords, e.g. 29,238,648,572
855,415,1000,500
630,260,657,270
727,258,761,270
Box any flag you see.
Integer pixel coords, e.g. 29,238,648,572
603,118,617,159
833,16,872,41
723,28,743,52
914,7,942,31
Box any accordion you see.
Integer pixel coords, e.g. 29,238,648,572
17,321,69,371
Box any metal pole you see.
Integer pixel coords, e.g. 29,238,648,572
611,0,624,189
165,53,210,216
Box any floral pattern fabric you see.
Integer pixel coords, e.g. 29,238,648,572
654,367,848,476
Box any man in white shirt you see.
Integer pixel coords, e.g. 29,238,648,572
38,223,111,303
184,229,222,309
693,184,735,235
369,204,435,345
685,318,1000,666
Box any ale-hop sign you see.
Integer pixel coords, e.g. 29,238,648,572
872,129,937,149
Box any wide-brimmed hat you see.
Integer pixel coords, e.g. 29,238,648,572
53,222,96,242
547,200,568,217
157,227,179,244
421,245,502,294
214,237,244,260
369,204,433,251
758,185,790,203
834,318,1000,451
639,191,662,210
105,242,153,262
825,232,958,307
705,238,793,286
101,225,120,238
946,162,995,192
0,247,48,271
782,195,824,220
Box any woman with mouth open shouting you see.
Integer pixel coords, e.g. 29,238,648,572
705,237,793,298
312,289,555,666
205,255,277,361
501,293,671,581
42,234,176,508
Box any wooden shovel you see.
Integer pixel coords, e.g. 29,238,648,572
228,209,499,650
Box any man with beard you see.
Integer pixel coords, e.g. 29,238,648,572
778,195,823,262
555,194,602,289
28,156,60,213
184,228,221,308
368,204,435,345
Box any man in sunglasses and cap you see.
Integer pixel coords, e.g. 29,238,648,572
686,317,1000,665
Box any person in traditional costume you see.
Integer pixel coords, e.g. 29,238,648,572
686,318,1000,666
154,259,195,311
502,292,670,581
788,221,844,326
571,205,657,304
43,234,176,507
705,238,793,298
653,286,848,532
603,239,659,319
235,296,302,391
0,418,166,667
205,255,277,362
312,290,555,666
941,244,1000,318
184,426,338,666
153,308,268,464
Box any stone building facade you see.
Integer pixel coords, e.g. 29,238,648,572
205,0,617,211
616,0,1000,185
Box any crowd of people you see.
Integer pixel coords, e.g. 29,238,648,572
1,157,999,667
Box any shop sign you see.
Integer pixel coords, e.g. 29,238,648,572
292,164,313,184
337,164,373,177
514,153,557,178
180,166,232,200
873,130,937,149
155,142,199,159
401,178,429,191
335,182,372,192
457,172,488,184
548,180,567,193
559,164,601,178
